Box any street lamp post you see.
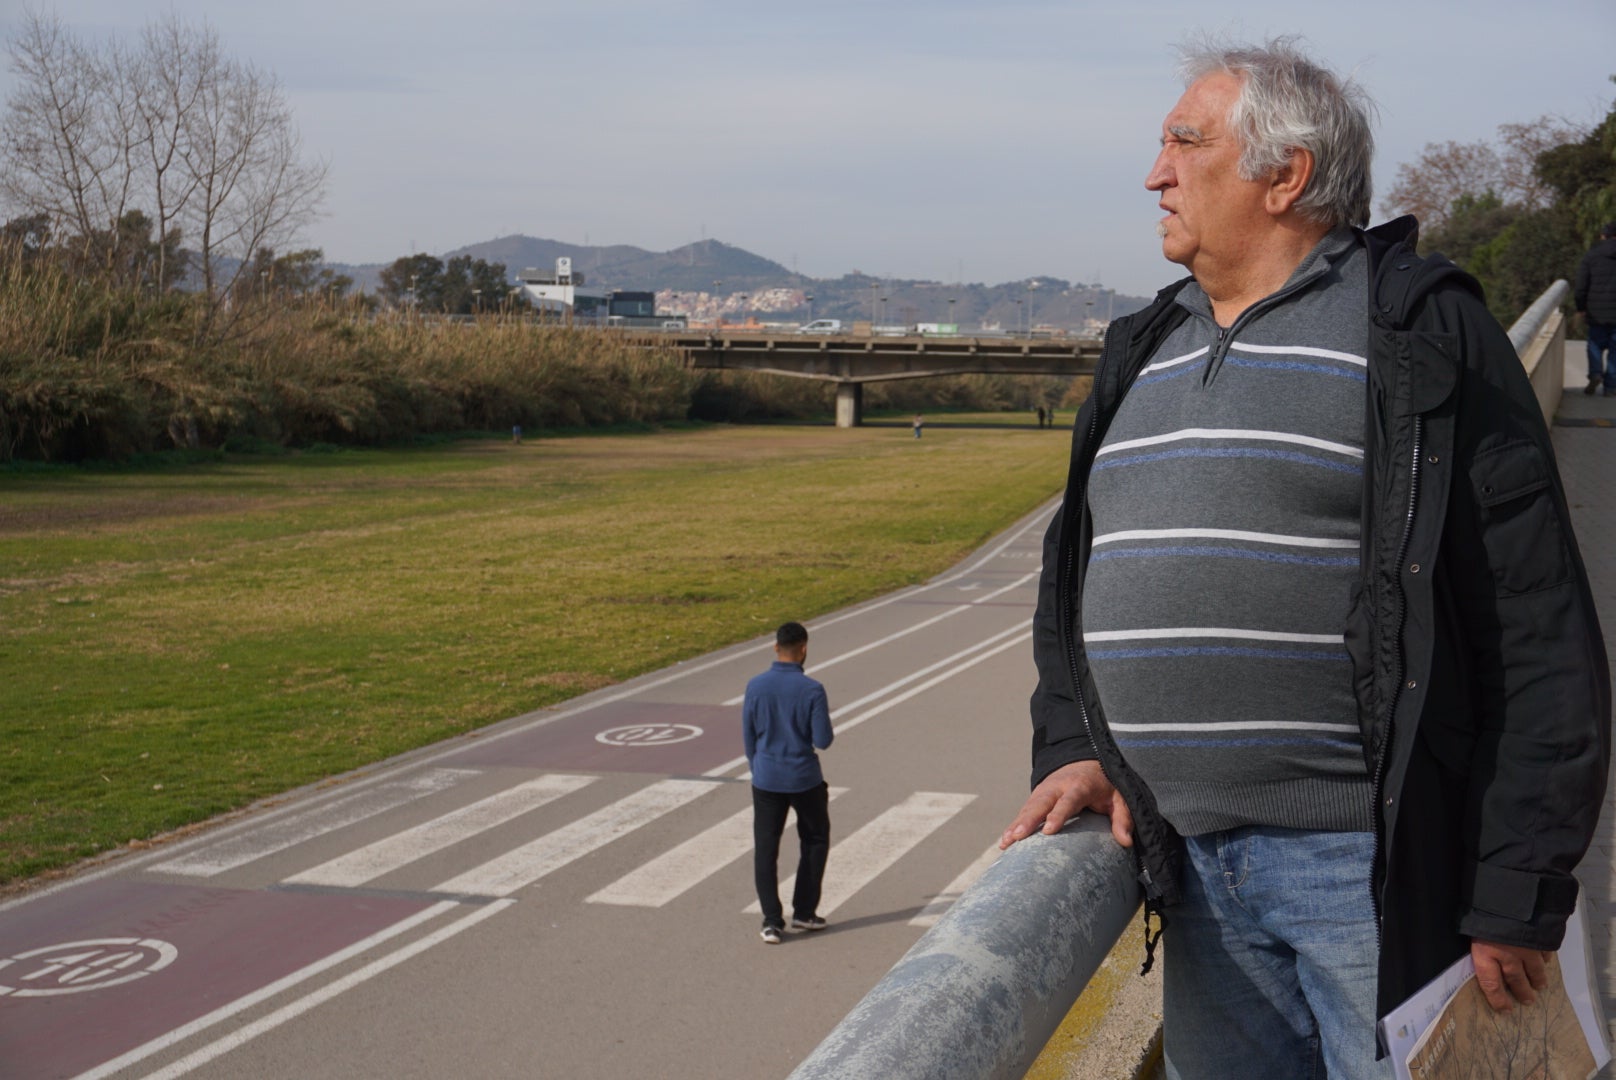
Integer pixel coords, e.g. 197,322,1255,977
805,293,814,320
948,297,956,330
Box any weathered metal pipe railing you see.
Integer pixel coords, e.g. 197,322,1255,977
787,816,1140,1080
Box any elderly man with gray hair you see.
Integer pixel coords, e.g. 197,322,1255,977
1000,37,1609,1078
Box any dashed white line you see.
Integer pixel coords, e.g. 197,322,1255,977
285,774,597,888
585,788,849,908
151,769,477,877
434,779,719,898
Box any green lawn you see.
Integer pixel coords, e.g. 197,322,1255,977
0,413,1072,886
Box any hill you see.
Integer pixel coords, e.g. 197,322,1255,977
327,236,1148,331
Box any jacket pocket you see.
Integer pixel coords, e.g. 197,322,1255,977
1343,581,1379,770
1469,440,1573,596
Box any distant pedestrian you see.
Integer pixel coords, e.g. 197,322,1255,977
743,621,834,944
1575,222,1616,396
1036,406,1046,428
912,413,924,439
512,424,523,444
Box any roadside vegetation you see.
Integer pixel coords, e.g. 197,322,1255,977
1382,78,1616,324
0,417,1074,887
0,243,1077,463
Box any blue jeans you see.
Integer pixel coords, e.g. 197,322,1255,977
1589,322,1616,388
1163,827,1393,1080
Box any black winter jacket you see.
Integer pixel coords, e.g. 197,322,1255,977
1575,237,1616,325
1028,216,1610,1017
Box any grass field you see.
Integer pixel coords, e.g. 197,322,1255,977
0,413,1073,887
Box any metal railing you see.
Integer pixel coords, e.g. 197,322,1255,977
787,816,1140,1080
1507,279,1571,427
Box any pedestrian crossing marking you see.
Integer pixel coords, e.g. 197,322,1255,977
585,788,849,908
746,791,977,916
151,769,477,877
284,774,598,888
909,843,1001,927
433,778,719,898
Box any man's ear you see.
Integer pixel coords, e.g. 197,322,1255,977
1265,147,1316,216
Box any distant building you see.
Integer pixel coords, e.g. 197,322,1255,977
515,261,686,329
516,258,607,319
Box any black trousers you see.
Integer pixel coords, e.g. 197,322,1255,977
752,782,830,927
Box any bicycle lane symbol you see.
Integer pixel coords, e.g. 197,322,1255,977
0,937,178,997
595,723,704,747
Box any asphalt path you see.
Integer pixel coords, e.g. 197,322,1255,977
0,497,1058,1080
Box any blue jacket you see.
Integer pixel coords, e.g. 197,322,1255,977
743,661,833,793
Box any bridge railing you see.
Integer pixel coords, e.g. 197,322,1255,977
785,280,1574,1080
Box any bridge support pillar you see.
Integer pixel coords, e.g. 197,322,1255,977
835,382,863,428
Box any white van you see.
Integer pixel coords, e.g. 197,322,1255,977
795,319,843,334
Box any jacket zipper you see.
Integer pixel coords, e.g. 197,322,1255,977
1370,410,1422,946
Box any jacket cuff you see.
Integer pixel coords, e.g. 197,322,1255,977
1031,737,1098,789
1456,859,1579,948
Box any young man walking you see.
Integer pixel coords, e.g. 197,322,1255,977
1576,221,1616,395
743,621,834,944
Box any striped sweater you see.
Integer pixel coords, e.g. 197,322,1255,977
1082,229,1373,836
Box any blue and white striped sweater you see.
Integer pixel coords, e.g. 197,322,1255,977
1082,229,1374,837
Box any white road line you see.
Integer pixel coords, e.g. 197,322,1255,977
434,779,718,897
910,844,1002,927
704,621,1033,779
74,902,457,1080
722,571,1038,707
128,900,515,1080
834,630,1033,737
284,774,598,888
150,769,477,877
746,791,977,917
585,788,850,908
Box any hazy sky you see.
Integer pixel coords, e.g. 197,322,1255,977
3,1,1613,296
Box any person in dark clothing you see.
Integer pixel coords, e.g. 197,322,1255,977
1575,222,1616,395
999,38,1608,1079
743,621,834,943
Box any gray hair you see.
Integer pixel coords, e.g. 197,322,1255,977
1177,36,1377,229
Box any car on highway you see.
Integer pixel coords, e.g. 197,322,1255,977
795,319,843,334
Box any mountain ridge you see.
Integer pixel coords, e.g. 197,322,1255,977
327,234,1147,329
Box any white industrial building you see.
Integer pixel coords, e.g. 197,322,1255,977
515,258,607,319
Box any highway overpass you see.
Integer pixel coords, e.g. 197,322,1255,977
655,331,1103,426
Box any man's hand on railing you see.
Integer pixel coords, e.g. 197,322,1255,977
999,760,1134,851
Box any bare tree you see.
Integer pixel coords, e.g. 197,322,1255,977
1381,116,1590,228
0,10,143,278
176,36,325,317
0,7,326,322
130,13,215,292
1381,139,1503,229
